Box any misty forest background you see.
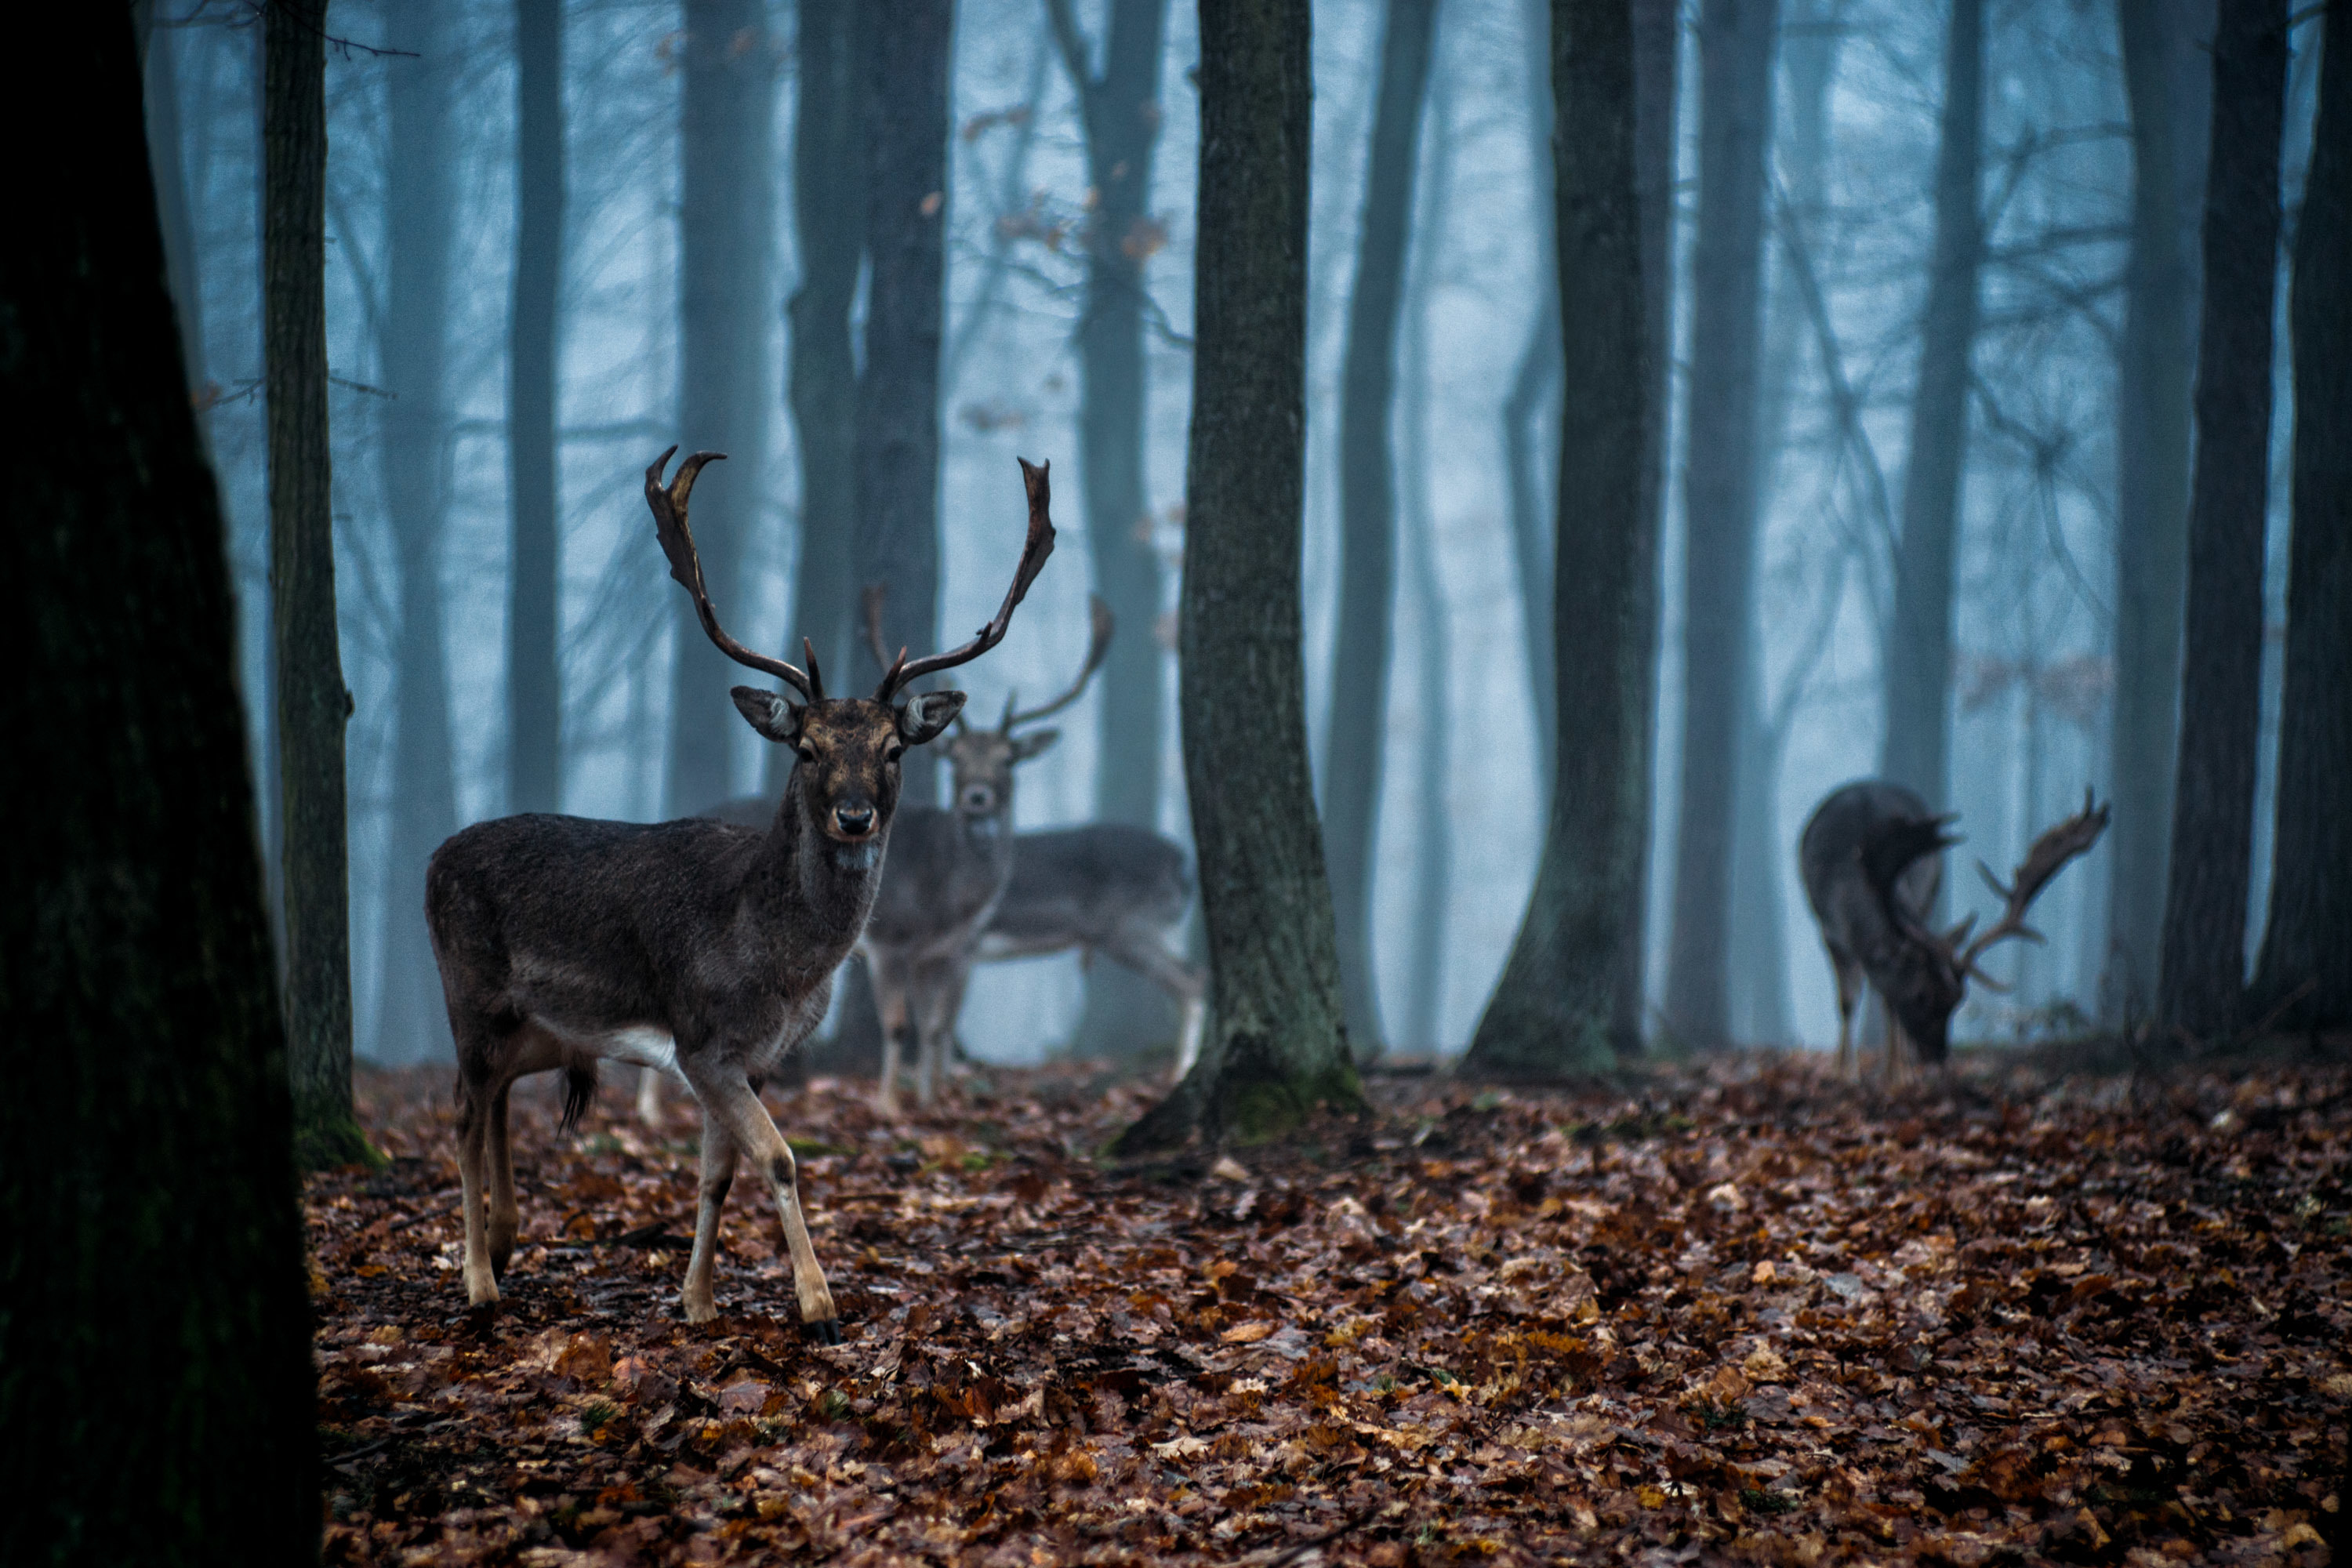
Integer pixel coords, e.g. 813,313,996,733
151,0,2324,1071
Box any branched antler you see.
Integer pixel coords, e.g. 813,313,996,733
1000,594,1113,731
645,446,822,701
873,458,1058,702
1954,789,2111,983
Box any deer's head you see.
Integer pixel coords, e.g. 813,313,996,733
646,447,1056,845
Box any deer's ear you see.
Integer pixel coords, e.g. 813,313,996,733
731,686,805,744
897,690,965,746
1009,727,1061,762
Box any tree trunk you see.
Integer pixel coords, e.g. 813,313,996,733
855,0,953,806
1324,0,1437,1060
375,0,461,1069
2157,0,2285,1040
771,0,869,797
1048,0,1184,1059
140,13,209,419
508,0,564,815
1117,0,1359,1152
1662,0,1778,1049
0,12,317,1560
2250,8,2352,1032
2103,0,2205,1017
1462,0,1653,1079
1503,0,1558,800
267,0,368,1164
666,0,777,817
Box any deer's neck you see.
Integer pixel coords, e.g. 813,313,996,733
746,778,886,966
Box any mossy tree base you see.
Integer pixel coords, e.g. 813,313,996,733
292,1106,386,1173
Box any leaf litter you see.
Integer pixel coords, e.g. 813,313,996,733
309,1054,2350,1566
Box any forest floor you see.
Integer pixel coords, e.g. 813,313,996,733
310,1045,2350,1567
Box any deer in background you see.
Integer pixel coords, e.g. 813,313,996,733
426,448,1054,1337
1799,780,2110,1082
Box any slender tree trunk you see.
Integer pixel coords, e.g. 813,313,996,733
1663,0,1778,1049
1324,0,1437,1059
855,0,953,806
1463,0,1652,1078
140,13,210,419
1503,0,1558,798
267,0,368,1164
509,0,564,815
1878,0,1982,819
2104,0,2204,1017
666,0,777,817
1118,0,1359,1152
2250,8,2352,1032
1,16,315,1554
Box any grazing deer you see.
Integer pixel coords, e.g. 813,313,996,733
426,448,1055,1337
1798,780,2109,1082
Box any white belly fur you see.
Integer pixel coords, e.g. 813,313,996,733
536,1018,679,1075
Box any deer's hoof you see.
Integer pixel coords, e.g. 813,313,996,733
802,1316,843,1346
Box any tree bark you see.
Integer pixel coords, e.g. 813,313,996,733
508,0,564,815
2104,0,2205,1017
855,0,953,805
1662,0,1777,1049
1462,0,1653,1079
666,0,777,816
1323,0,1438,1060
0,10,317,1559
2250,5,2352,1032
1117,0,1359,1152
375,0,461,1069
1503,0,1559,800
267,0,368,1163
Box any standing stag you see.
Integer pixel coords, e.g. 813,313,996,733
426,449,1054,1337
1799,780,2109,1081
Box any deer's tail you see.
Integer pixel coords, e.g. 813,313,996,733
557,1062,599,1136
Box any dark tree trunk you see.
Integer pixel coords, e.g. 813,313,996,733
267,0,368,1164
1502,0,1558,799
1878,0,1982,826
2157,0,2285,1040
1323,0,1437,1059
1048,0,1182,1059
1663,0,1777,1049
508,0,564,815
0,11,316,1560
2250,9,2352,1031
376,0,461,1069
666,0,777,817
771,0,869,796
2104,0,2206,1016
855,0,953,806
1463,0,1653,1078
1118,0,1359,1152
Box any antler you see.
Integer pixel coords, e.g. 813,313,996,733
645,447,822,702
1954,789,2111,981
1000,594,1114,731
873,458,1058,702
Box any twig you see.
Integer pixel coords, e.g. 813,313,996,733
1258,1510,1371,1567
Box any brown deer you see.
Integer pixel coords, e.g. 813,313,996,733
1798,780,2109,1082
425,448,1054,1338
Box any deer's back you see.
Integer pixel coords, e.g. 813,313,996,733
990,823,1192,943
1798,781,1940,954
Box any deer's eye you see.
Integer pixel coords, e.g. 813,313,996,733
797,746,818,763
885,743,906,764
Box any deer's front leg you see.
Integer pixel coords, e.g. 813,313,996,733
1829,950,1860,1080
485,1081,520,1279
686,1065,840,1341
455,1080,499,1308
681,1111,736,1323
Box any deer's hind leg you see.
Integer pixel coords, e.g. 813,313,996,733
681,1109,737,1323
683,1062,839,1339
454,1068,500,1308
1827,946,1863,1080
1104,925,1208,1079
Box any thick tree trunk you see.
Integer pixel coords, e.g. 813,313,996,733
376,0,461,1069
267,0,368,1164
508,0,564,815
1662,0,1777,1049
2157,0,2285,1040
1462,0,1653,1079
2250,10,2352,1032
855,0,953,805
1323,0,1437,1060
2104,0,2205,1017
666,0,776,817
0,12,317,1560
1118,0,1359,1152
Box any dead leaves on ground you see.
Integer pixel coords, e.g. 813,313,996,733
308,1055,2350,1566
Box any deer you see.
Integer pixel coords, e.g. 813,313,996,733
424,447,1055,1338
1798,780,2110,1083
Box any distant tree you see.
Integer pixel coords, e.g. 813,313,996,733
1462,0,1653,1079
1323,0,1438,1060
2251,6,2352,1032
1118,0,1360,1152
1663,0,1778,1049
267,0,369,1164
1501,0,1559,800
2157,0,2286,1040
508,0,565,815
0,8,316,1559
136,2,209,423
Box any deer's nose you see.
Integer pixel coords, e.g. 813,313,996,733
960,786,996,813
834,806,876,838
